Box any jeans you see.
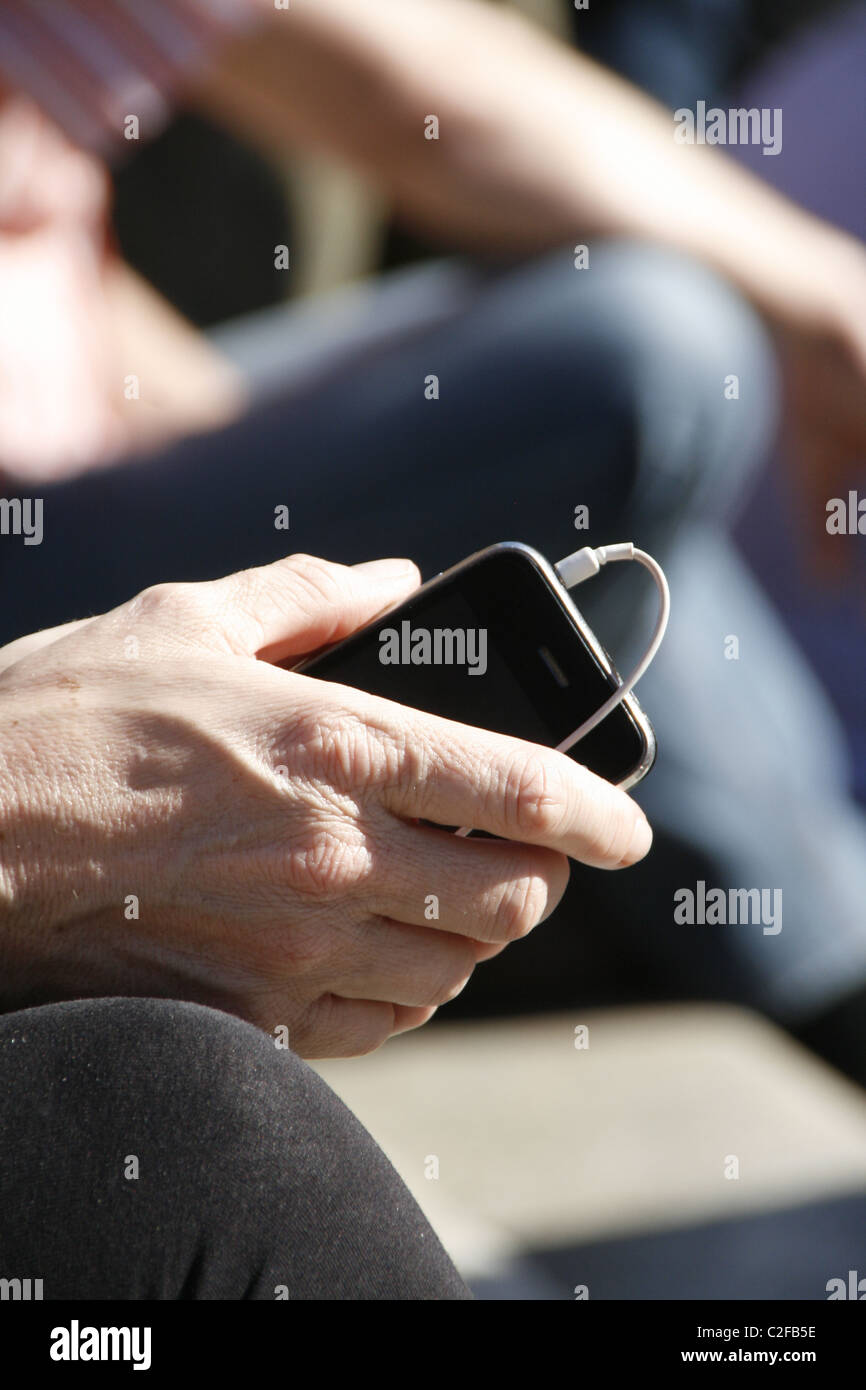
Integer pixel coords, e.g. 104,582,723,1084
5,239,863,1021
0,242,768,633
4,240,866,1296
573,0,753,110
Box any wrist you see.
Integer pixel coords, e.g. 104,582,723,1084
0,700,118,1003
746,221,865,340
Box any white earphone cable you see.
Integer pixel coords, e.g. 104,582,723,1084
455,541,669,836
553,542,670,749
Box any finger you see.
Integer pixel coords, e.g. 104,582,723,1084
209,552,422,660
287,994,433,1059
125,553,421,660
331,917,477,1008
366,821,570,944
391,1004,438,1035
471,939,510,962
375,702,652,869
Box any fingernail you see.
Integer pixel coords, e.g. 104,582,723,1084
354,557,417,580
621,812,653,866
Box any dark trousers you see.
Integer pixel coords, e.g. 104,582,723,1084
0,997,471,1300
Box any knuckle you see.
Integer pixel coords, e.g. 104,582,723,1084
392,726,427,785
365,718,428,800
128,581,205,625
351,1012,397,1057
426,944,476,1007
309,996,395,1059
249,910,334,983
289,705,398,798
333,720,395,792
494,872,552,943
283,553,344,613
507,753,564,841
284,820,375,900
545,851,572,912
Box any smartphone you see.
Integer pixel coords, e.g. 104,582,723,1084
296,541,656,790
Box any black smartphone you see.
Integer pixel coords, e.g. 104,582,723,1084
296,541,656,789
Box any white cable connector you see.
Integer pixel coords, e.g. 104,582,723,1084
555,541,639,587
455,540,669,836
553,541,670,750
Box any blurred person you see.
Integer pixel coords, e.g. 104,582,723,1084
551,0,866,1077
1,0,863,502
0,3,865,1306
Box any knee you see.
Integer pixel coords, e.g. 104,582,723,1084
585,240,779,518
2,994,286,1128
0,998,468,1300
520,240,779,524
0,999,309,1297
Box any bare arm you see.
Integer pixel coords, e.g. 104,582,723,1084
0,95,244,482
188,0,866,568
104,261,247,447
189,0,862,334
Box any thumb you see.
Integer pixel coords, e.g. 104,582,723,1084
201,552,421,661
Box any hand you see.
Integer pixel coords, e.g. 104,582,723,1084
0,96,242,484
772,231,866,585
0,553,651,1057
0,96,126,482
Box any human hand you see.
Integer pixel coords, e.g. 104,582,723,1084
0,96,127,482
772,230,866,585
0,96,241,484
0,553,651,1057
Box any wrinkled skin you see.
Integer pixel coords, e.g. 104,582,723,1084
0,553,652,1057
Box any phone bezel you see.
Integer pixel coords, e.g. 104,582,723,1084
297,540,657,790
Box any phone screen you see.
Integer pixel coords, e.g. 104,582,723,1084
298,546,652,786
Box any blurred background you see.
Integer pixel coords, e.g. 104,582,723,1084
7,0,866,1298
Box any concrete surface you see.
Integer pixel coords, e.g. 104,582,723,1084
313,1005,866,1283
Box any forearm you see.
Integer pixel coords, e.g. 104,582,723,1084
189,0,856,330
104,261,247,445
